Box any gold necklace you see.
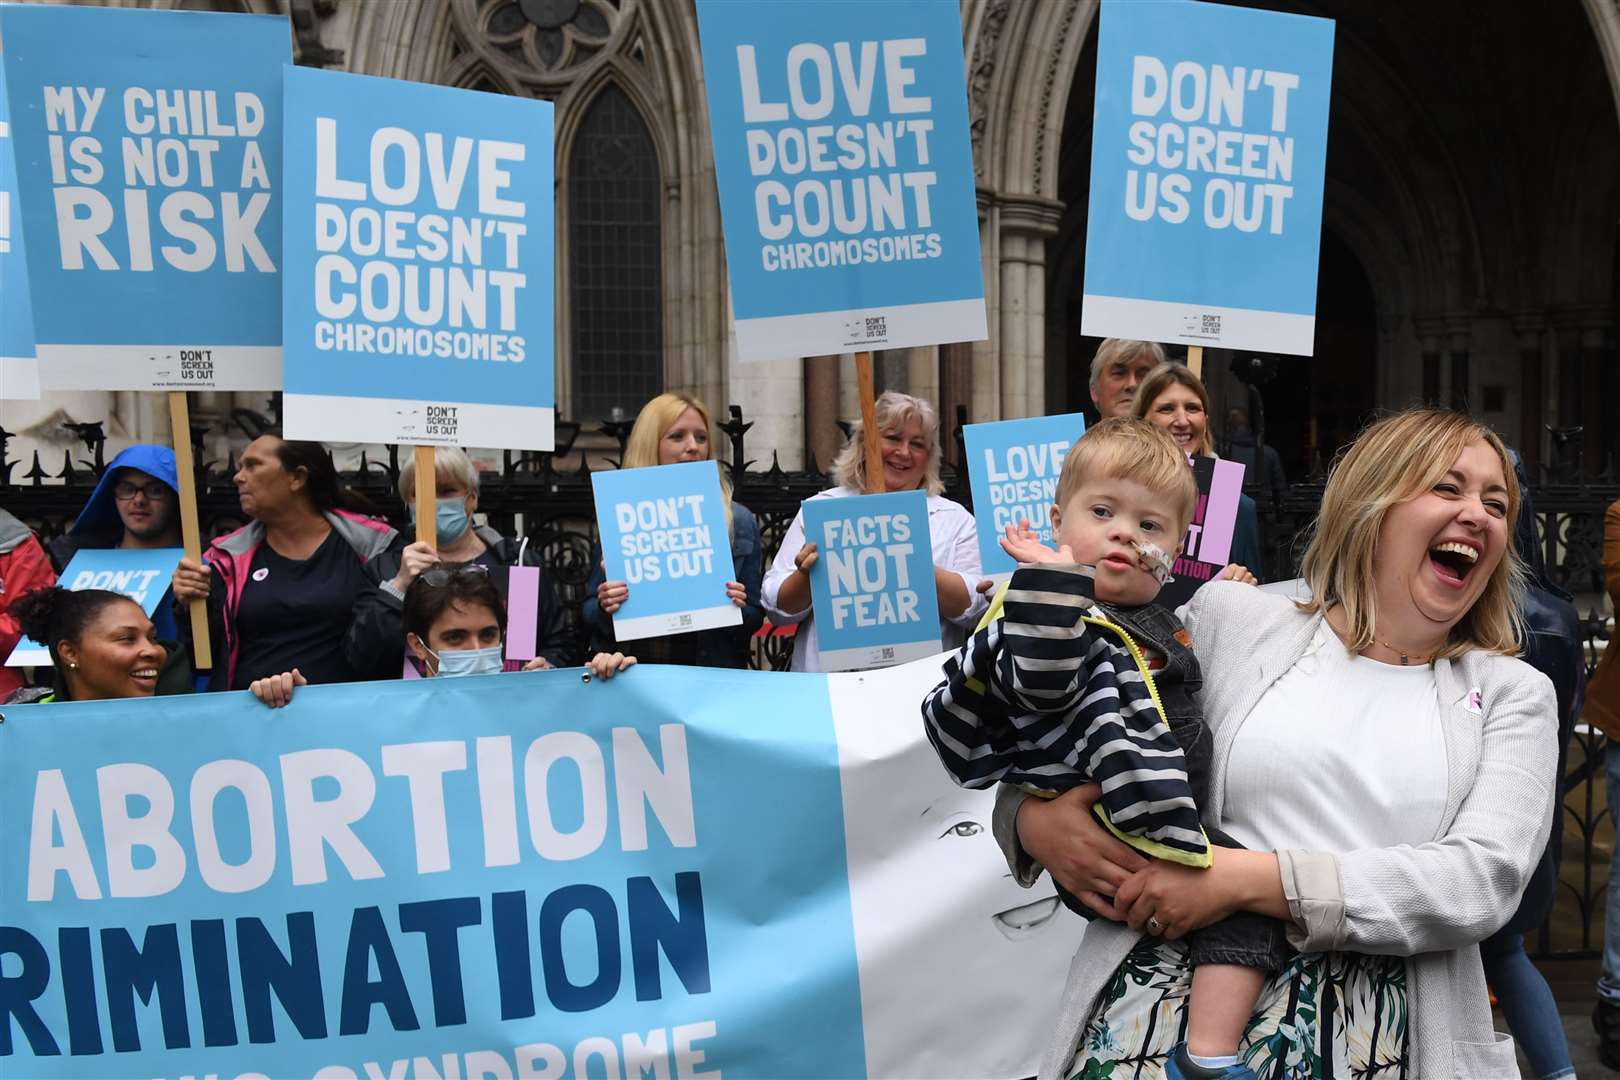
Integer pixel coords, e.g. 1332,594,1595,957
1375,637,1438,666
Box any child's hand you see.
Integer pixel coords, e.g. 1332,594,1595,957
999,519,1074,565
1217,563,1258,586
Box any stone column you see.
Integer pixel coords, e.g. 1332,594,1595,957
802,355,843,472
1447,328,1471,413
1511,316,1545,472
939,341,974,468
996,196,1063,419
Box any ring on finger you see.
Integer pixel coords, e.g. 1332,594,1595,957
1146,915,1164,935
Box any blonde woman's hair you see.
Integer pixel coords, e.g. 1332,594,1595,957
831,390,943,495
623,392,734,536
1089,339,1167,389
1054,417,1199,534
1298,408,1527,659
398,445,480,501
1132,362,1215,456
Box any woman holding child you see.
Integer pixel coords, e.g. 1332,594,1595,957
969,408,1555,1078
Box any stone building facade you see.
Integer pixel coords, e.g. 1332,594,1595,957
4,0,1619,480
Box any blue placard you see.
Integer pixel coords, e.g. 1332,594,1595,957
5,546,184,666
0,5,285,390
591,460,743,641
802,489,939,671
281,67,556,451
1080,0,1334,355
0,41,37,399
695,0,986,361
963,413,1087,577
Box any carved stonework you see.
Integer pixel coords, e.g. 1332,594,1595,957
968,0,1011,182
1032,0,1080,193
445,0,635,95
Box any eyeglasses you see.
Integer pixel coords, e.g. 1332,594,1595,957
113,480,171,501
420,564,490,588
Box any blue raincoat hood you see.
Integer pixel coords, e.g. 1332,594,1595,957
72,444,180,535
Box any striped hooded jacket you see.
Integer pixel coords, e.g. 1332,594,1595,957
921,563,1211,867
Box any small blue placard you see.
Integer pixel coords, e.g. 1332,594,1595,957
6,546,184,666
0,5,285,390
281,66,556,451
695,0,986,361
1080,0,1334,355
963,413,1087,577
803,489,939,671
0,42,38,399
591,460,743,642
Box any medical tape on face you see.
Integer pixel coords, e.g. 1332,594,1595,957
1132,539,1175,585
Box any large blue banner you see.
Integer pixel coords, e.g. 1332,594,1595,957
0,5,285,390
591,461,743,641
1081,0,1334,356
0,663,1086,1078
963,413,1086,578
695,0,986,362
281,67,556,451
802,489,940,671
0,41,37,400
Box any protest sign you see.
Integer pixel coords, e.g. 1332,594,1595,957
591,460,743,641
1080,0,1334,355
0,5,284,390
0,658,1083,1078
281,67,555,451
0,43,37,400
963,412,1086,577
695,0,986,361
5,547,183,666
1156,455,1246,609
803,489,939,670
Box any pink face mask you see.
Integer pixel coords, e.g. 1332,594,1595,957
1132,539,1175,585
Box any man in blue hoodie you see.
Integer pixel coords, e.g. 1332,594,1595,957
48,444,184,640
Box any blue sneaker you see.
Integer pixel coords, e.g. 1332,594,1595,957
1164,1042,1258,1080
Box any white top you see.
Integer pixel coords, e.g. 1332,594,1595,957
762,486,988,672
1220,622,1449,853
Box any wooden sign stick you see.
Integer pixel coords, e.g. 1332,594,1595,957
1187,345,1203,379
855,351,884,494
414,445,438,547
167,391,211,669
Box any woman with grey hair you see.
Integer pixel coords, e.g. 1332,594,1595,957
762,390,986,672
347,446,576,677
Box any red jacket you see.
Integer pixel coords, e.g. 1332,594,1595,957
0,509,59,699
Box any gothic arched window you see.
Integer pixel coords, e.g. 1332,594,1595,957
568,84,662,421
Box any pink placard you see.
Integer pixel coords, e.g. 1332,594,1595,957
1197,458,1246,567
505,564,540,661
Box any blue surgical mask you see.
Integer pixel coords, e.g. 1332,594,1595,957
427,644,504,678
411,498,471,546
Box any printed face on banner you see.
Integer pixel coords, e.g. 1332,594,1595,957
1081,0,1334,356
0,41,38,399
6,547,184,666
592,460,743,641
1156,455,1246,609
963,413,1087,576
0,6,284,391
695,0,986,361
803,489,940,671
0,667,873,1077
281,67,555,451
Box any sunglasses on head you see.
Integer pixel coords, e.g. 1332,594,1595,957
420,564,491,588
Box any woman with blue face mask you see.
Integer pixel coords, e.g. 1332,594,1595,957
347,448,577,679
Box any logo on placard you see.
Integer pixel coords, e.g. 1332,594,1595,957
879,646,896,661
251,567,269,582
1181,312,1221,341
425,406,459,439
841,313,892,349
180,349,215,382
864,316,888,340
676,613,694,629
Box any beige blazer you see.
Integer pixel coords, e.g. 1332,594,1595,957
994,581,1558,1079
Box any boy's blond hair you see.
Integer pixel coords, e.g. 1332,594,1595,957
1055,417,1198,532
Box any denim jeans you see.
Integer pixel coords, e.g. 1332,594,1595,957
1600,745,1620,1008
1480,929,1574,1078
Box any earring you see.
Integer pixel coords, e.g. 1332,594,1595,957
69,662,78,670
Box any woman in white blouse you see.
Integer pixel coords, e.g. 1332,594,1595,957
763,390,985,672
995,408,1557,1080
